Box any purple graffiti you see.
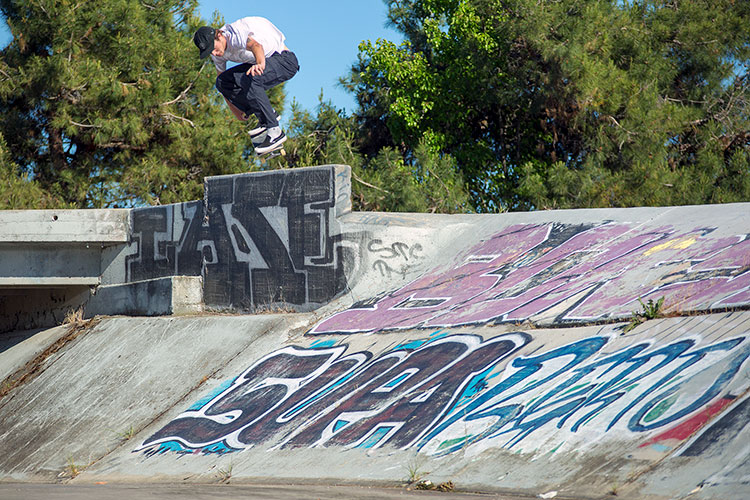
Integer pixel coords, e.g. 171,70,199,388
311,223,750,334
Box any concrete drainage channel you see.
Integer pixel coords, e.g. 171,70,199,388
1,166,749,500
0,482,559,500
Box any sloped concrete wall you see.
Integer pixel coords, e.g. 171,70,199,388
135,313,750,461
107,199,750,499
1,167,748,499
1,312,745,498
324,205,750,332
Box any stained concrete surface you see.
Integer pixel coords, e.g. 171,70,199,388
1,312,747,499
0,482,550,500
0,326,67,382
1,186,749,499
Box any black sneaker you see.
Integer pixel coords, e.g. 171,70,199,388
255,131,287,155
247,113,282,146
248,126,267,147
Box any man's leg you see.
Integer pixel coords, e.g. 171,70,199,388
215,54,299,124
246,51,300,127
215,53,299,152
247,51,300,152
215,65,254,119
246,76,279,129
225,99,249,121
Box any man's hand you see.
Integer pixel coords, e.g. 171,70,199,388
246,61,265,76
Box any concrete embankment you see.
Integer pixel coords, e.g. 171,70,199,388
0,165,748,499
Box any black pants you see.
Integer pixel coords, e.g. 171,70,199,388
215,50,299,128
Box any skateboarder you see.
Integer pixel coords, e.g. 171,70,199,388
193,17,299,155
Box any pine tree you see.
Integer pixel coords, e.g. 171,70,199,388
0,0,284,208
516,0,750,209
0,131,66,208
347,0,750,211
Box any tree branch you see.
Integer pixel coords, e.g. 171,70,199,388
99,142,147,151
70,120,100,128
161,64,205,106
162,112,195,128
352,171,390,193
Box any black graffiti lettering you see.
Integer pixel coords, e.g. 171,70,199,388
237,352,371,446
124,167,353,309
137,332,749,457
298,335,526,450
373,260,393,278
140,348,341,449
127,202,209,282
345,336,524,449
311,338,473,448
282,351,408,447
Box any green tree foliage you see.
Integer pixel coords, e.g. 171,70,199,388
0,131,67,208
0,0,458,213
5,0,745,215
0,0,283,208
282,97,472,213
348,0,750,211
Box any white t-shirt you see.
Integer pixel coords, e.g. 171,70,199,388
211,17,286,73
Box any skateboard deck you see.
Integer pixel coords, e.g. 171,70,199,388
256,145,286,164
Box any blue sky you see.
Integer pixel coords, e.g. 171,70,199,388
0,1,401,119
196,1,401,117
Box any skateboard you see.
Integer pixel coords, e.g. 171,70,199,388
256,144,286,164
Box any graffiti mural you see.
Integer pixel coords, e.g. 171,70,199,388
127,201,207,282
311,223,750,334
674,392,750,488
368,239,424,280
135,321,750,458
125,167,353,308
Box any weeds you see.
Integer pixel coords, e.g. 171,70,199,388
415,480,455,492
217,462,233,483
63,307,86,328
608,482,620,496
116,425,137,442
61,456,82,479
640,297,665,320
436,481,455,492
623,296,665,333
404,455,428,484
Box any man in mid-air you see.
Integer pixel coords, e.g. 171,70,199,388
193,17,299,155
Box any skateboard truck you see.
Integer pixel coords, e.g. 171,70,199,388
257,145,286,163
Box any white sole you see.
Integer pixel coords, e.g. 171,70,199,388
256,134,287,155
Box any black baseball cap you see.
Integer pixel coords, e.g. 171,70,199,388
193,26,216,59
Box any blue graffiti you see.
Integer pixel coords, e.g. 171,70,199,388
143,440,239,458
136,332,749,458
418,336,748,455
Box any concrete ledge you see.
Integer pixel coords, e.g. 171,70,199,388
0,277,100,287
85,276,203,318
0,209,129,244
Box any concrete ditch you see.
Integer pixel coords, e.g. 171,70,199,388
0,165,748,499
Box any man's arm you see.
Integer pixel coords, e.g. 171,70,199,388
245,36,266,76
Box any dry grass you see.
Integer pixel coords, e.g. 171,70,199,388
0,312,99,402
63,307,85,327
414,480,455,492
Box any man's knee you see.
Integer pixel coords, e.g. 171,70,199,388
215,72,232,94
